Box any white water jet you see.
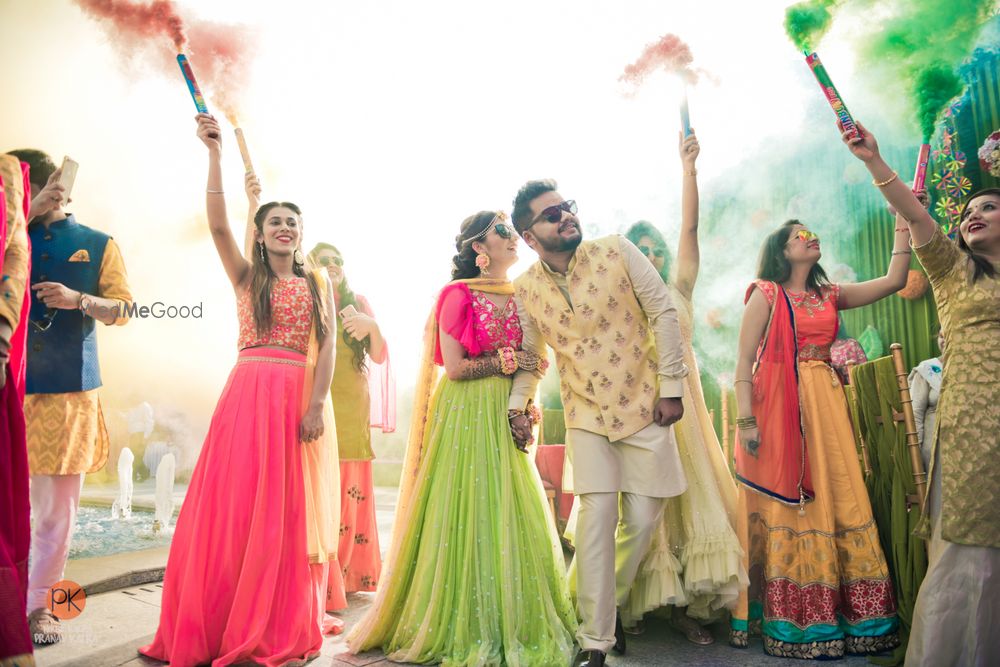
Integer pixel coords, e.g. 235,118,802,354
111,447,134,520
153,453,176,534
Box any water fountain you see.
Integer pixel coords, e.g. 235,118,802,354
111,447,134,520
152,453,176,534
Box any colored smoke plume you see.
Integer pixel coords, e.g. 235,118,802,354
784,0,842,52
73,0,254,125
862,0,995,141
620,34,700,89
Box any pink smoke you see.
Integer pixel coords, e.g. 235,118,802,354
621,33,700,88
72,0,254,124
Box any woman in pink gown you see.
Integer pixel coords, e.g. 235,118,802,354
140,114,340,667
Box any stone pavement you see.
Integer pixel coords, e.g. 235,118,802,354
33,583,873,667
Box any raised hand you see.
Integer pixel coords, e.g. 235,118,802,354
196,113,222,152
28,168,66,220
245,171,262,206
679,130,700,168
840,120,879,163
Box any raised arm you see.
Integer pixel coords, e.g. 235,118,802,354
734,287,770,451
196,114,251,289
674,131,701,300
841,120,938,247
837,212,911,309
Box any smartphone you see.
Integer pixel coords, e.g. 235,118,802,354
339,304,358,319
58,156,79,200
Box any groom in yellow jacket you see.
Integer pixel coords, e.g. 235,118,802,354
508,180,688,667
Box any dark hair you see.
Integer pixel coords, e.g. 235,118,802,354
451,211,497,279
6,149,57,190
250,201,329,342
512,179,558,234
308,242,368,373
625,220,673,283
958,188,1000,283
756,220,831,293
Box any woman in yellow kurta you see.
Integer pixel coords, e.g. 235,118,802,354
844,119,1000,666
621,131,746,644
308,243,394,606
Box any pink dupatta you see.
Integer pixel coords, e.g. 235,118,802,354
734,280,814,507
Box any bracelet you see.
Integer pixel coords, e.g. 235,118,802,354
894,227,910,233
684,169,697,176
735,416,757,428
206,188,225,194
873,171,898,188
497,347,517,375
891,250,912,256
734,379,752,386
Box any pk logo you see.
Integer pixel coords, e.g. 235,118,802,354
47,579,86,620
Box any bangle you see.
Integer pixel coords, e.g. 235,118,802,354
735,416,757,428
734,379,752,386
894,227,910,233
873,171,898,188
891,250,912,256
206,188,225,194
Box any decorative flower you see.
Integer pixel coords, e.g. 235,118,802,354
978,128,1000,178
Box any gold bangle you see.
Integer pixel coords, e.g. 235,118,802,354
872,171,898,188
734,379,752,385
891,250,911,256
206,188,225,194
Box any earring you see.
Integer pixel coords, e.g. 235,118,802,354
258,242,266,263
475,253,491,274
294,249,305,266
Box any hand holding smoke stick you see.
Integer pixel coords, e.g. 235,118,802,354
621,33,702,138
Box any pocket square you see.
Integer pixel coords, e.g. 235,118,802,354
68,249,90,262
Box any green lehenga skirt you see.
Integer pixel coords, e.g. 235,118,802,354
349,375,577,666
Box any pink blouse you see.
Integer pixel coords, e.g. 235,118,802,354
237,277,313,355
433,283,523,364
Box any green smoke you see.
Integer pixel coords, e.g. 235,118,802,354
864,0,996,140
785,0,840,52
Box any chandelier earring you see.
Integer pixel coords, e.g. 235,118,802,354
294,249,305,266
258,242,266,263
475,252,491,275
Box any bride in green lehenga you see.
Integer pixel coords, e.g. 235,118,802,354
346,210,577,666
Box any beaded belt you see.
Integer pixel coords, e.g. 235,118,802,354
798,344,832,363
237,355,306,367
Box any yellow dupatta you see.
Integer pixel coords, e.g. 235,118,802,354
347,276,513,647
301,268,341,564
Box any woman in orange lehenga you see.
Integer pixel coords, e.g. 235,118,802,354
730,219,908,659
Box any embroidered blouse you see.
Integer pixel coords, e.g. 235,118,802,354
237,277,313,355
753,280,841,363
434,282,523,364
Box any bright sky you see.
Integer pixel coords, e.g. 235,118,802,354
1,0,870,441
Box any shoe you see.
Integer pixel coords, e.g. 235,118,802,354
669,612,714,646
571,649,606,666
612,612,626,654
623,618,645,636
28,608,62,645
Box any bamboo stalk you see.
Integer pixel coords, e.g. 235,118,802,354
846,360,871,475
890,343,928,507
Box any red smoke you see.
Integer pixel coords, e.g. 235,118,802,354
75,0,187,50
621,34,699,88
72,0,254,124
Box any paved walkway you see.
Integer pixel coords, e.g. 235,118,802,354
35,487,876,666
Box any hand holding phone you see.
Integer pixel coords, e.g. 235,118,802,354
58,157,79,201
339,304,358,319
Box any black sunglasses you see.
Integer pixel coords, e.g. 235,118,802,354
317,256,344,267
494,222,515,239
638,244,665,258
529,200,577,227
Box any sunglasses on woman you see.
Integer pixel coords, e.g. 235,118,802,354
529,200,578,226
793,230,819,243
317,256,344,267
638,244,665,258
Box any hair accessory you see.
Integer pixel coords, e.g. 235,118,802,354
467,211,508,243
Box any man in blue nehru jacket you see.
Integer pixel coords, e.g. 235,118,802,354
7,149,132,644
